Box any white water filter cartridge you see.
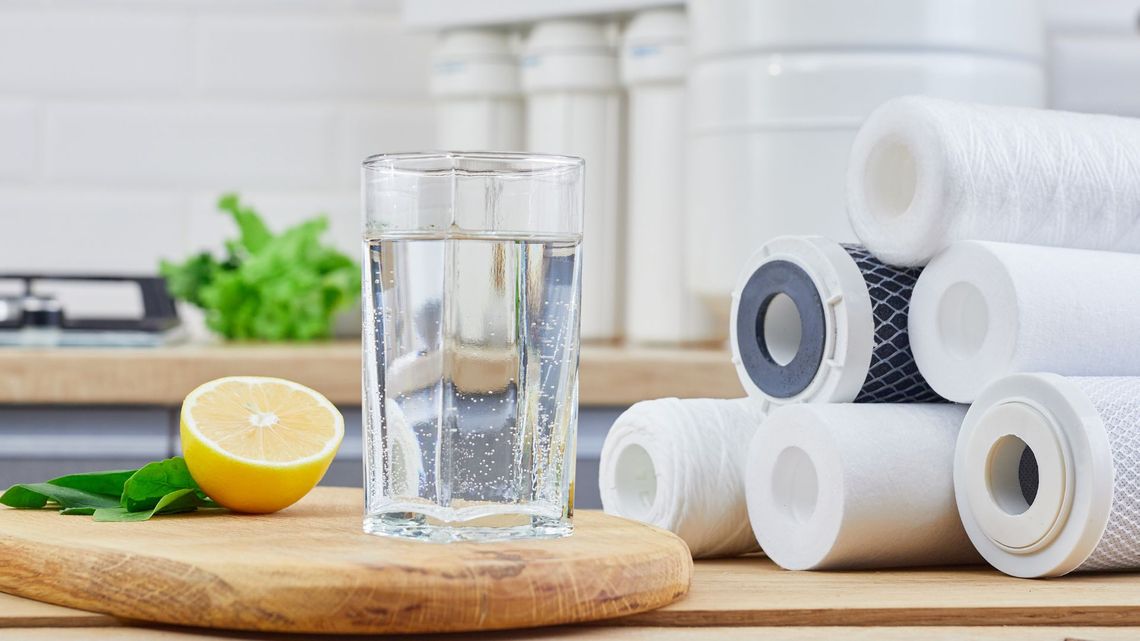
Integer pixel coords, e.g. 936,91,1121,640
730,236,941,406
847,96,1140,266
909,241,1140,403
431,29,523,150
956,374,1140,577
523,20,623,340
621,9,712,344
746,403,980,570
599,397,765,558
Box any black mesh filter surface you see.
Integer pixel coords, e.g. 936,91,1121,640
843,245,944,403
1019,445,1039,506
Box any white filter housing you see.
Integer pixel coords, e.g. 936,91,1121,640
621,9,711,344
523,20,623,341
685,0,1045,318
431,29,523,151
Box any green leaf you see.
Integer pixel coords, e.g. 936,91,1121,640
160,253,222,307
120,457,200,512
218,193,272,256
2,458,224,522
94,488,204,523
48,469,136,497
1,483,121,510
159,193,359,342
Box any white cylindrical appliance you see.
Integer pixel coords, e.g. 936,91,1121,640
686,0,1046,323
430,29,523,151
523,20,623,341
1045,0,1140,117
621,9,711,344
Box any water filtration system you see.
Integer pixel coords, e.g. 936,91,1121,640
522,19,624,341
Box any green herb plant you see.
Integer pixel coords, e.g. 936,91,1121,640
160,194,360,341
0,457,220,522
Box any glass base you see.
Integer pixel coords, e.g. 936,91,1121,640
363,512,572,543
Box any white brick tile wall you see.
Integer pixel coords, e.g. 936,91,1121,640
0,0,434,280
196,15,433,98
44,103,337,188
335,102,436,187
0,11,192,97
0,103,38,183
0,189,186,273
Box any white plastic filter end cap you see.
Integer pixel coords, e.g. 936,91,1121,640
955,373,1115,577
729,236,875,405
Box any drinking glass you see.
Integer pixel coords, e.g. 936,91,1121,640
361,152,584,541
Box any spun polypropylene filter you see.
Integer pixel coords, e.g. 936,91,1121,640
731,235,941,405
598,397,765,558
909,241,1140,403
847,96,1140,266
956,374,1140,577
746,403,979,570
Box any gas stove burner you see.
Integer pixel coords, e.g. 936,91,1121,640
0,274,183,348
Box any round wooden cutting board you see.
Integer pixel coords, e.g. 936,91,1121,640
0,488,692,634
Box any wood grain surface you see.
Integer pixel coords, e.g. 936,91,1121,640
631,556,1140,627
0,342,741,406
0,488,692,634
6,626,1140,640
5,561,1140,638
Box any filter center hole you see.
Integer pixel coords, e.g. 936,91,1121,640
771,446,818,523
760,293,802,367
987,435,1038,516
864,139,917,220
613,444,657,520
937,281,989,359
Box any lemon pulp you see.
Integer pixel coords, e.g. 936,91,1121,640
180,376,344,513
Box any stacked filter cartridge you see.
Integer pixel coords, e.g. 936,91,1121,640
846,96,1140,577
603,92,1140,576
730,236,941,406
727,236,977,569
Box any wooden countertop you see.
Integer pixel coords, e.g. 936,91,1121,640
0,342,743,406
5,556,1140,639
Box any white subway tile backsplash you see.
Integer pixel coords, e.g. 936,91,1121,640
0,1,435,275
0,103,37,182
0,10,192,97
0,189,185,273
43,104,336,189
196,15,433,98
335,103,435,186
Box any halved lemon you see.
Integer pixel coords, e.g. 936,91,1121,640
180,376,344,514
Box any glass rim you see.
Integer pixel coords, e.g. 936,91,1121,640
362,151,584,177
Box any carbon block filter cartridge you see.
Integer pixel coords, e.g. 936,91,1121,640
730,235,941,405
746,403,979,570
909,241,1140,403
956,374,1140,577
